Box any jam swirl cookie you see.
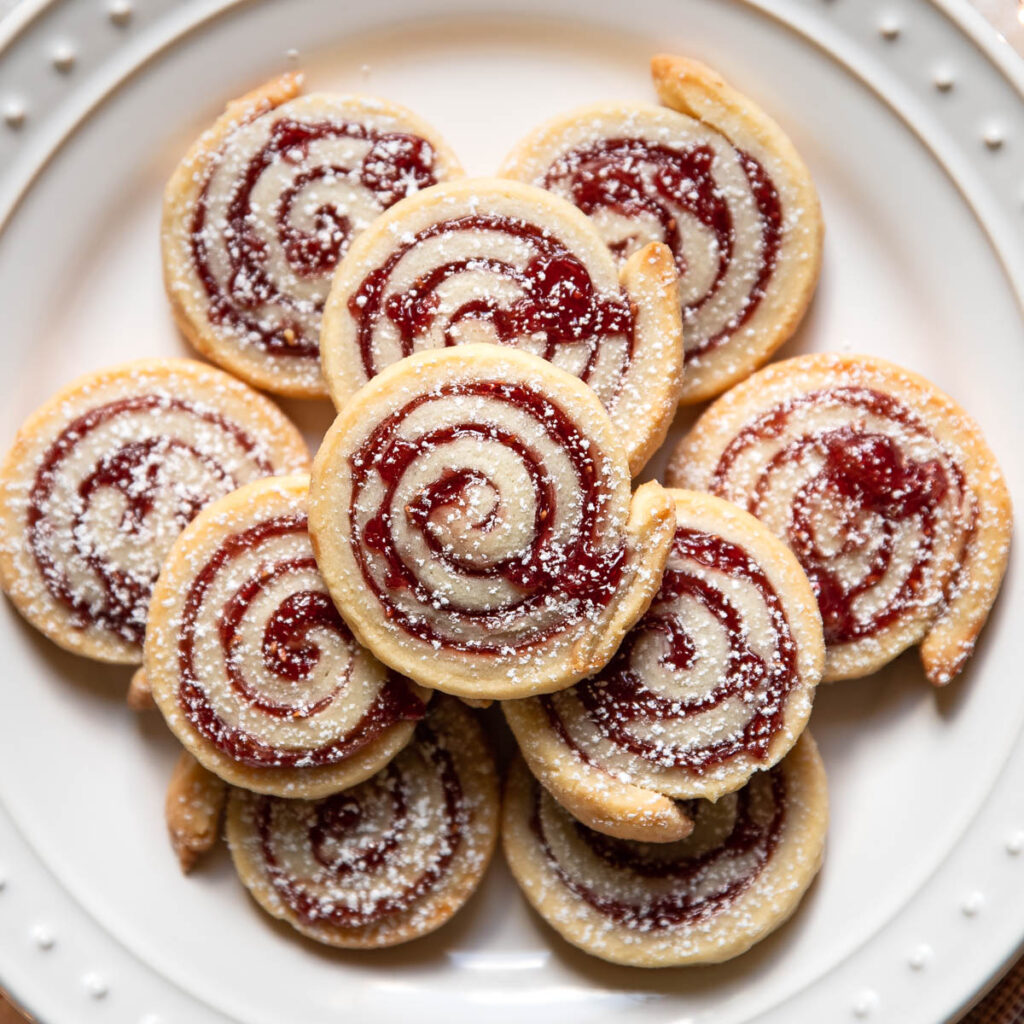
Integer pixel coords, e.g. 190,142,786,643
146,475,429,797
227,697,499,948
162,73,462,398
504,489,823,843
669,354,1012,684
500,54,823,404
502,733,828,966
310,345,675,701
0,359,309,664
319,176,683,475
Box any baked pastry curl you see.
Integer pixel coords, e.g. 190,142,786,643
162,73,462,397
0,359,308,663
504,489,823,842
501,54,823,403
310,345,675,700
320,177,683,475
502,733,828,966
670,354,1012,684
165,750,227,874
227,697,499,948
146,475,429,797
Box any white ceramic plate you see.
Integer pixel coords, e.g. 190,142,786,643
0,1,1022,1022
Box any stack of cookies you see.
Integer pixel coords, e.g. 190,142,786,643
0,54,1011,967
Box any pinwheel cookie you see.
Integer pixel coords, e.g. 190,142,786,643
145,475,429,797
309,345,675,700
502,733,828,966
500,54,823,404
504,489,823,842
0,359,308,664
162,73,462,397
669,354,1012,684
319,176,683,475
227,697,499,948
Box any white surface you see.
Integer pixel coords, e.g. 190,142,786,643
0,1,1022,1023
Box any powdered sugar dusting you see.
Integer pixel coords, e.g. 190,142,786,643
515,491,821,826
0,360,308,660
321,179,683,468
500,72,821,402
228,698,498,947
165,86,460,393
504,735,827,966
310,346,673,697
512,107,782,361
147,476,426,781
672,354,1011,685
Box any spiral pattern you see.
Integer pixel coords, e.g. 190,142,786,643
0,361,309,662
345,210,633,392
534,130,779,365
346,379,626,654
707,391,966,639
311,346,675,698
545,527,797,769
670,355,1013,683
321,179,685,475
191,112,437,359
164,79,460,394
227,698,499,948
530,767,786,928
147,476,427,795
500,57,822,403
513,491,821,814
502,735,828,966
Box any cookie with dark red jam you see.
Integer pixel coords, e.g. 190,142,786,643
162,73,462,398
501,54,823,404
146,475,429,797
502,733,828,966
669,354,1012,685
227,697,499,948
319,176,683,476
504,489,823,843
0,358,309,664
309,344,676,700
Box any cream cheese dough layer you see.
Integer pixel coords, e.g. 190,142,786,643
310,345,675,700
146,475,429,798
162,73,463,397
501,54,823,403
320,177,683,475
0,358,309,664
